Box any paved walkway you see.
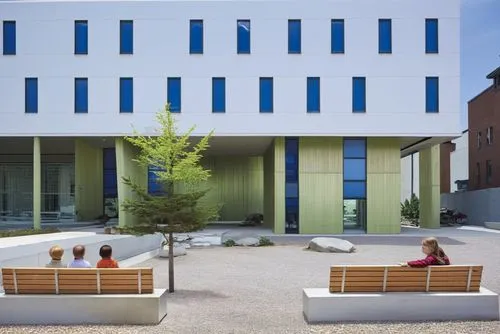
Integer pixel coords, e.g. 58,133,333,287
1,234,499,333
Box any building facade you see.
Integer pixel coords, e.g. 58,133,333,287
0,0,461,233
468,66,500,191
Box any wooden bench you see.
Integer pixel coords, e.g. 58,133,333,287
330,265,482,293
0,267,167,325
303,264,499,323
1,267,154,294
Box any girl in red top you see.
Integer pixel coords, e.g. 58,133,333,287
401,237,450,268
96,244,119,268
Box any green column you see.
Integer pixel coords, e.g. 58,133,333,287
75,139,104,221
263,138,285,233
115,138,147,227
419,145,440,229
366,138,401,234
33,137,41,230
298,137,343,234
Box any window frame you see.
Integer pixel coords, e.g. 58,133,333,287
189,19,204,54
119,77,133,113
212,77,226,113
259,77,274,113
237,19,251,54
352,77,366,113
168,77,182,113
425,77,439,113
306,77,320,113
288,19,301,54
331,19,345,54
74,77,88,114
74,20,88,55
119,20,133,55
3,21,16,55
425,18,439,54
25,77,38,114
378,19,392,54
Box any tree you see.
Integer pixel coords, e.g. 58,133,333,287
119,104,219,292
401,193,420,225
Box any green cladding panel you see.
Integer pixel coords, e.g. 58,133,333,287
298,137,343,234
33,137,41,229
366,137,401,234
419,145,440,229
273,137,286,234
75,139,104,221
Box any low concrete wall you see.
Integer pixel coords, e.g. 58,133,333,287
0,232,163,268
441,187,500,226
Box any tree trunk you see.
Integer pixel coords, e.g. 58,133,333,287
168,231,174,293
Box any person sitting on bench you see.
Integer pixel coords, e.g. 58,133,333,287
96,244,119,268
67,245,92,268
400,237,451,268
45,245,66,268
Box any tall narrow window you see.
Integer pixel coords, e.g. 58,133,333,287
352,77,366,113
487,126,493,145
74,20,88,55
237,20,251,54
212,78,225,113
343,138,367,231
3,21,16,55
426,77,439,113
331,19,345,54
425,19,438,54
119,78,133,113
190,20,203,54
120,20,133,54
259,77,273,113
168,77,181,113
25,78,38,114
486,160,492,184
476,162,481,186
285,137,299,234
307,77,320,113
378,19,392,54
288,20,301,54
75,78,88,113
477,131,482,149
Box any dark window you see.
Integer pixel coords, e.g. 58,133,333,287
487,126,493,145
237,20,250,54
25,78,38,114
119,78,133,113
486,160,492,184
74,20,88,55
120,20,133,54
259,77,273,113
307,77,320,113
212,77,225,113
3,21,16,55
331,19,345,54
190,20,203,54
168,77,181,113
379,19,392,54
288,20,301,54
103,148,118,199
75,78,88,113
353,77,366,113
285,137,299,234
426,77,439,113
425,19,438,54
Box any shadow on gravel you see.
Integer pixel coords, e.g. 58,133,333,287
167,289,230,302
271,236,466,246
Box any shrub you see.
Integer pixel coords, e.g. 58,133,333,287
401,193,420,225
258,236,274,247
223,239,236,247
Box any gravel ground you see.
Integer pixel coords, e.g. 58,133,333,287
1,235,500,334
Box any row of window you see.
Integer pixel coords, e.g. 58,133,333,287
477,126,494,149
2,18,439,55
21,76,441,114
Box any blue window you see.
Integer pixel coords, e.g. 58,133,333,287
426,77,439,113
103,148,117,199
25,78,38,114
3,21,16,55
307,77,320,113
379,19,392,54
344,138,366,158
343,181,366,200
168,77,181,113
288,20,301,54
237,20,251,54
120,20,133,54
343,138,367,200
425,19,438,54
75,78,88,113
148,165,165,196
74,20,88,55
190,20,203,54
119,78,133,113
331,19,345,54
259,78,273,113
212,78,225,113
285,137,299,234
352,77,366,113
344,159,366,181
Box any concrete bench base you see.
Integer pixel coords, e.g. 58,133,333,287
0,288,167,325
303,287,499,323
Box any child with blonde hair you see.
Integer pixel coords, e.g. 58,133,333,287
46,245,66,268
401,237,450,267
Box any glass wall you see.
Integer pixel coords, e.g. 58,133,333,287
343,138,367,231
285,137,299,234
103,148,118,218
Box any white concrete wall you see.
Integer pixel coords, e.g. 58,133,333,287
441,187,500,226
0,0,460,137
450,131,469,192
400,152,420,202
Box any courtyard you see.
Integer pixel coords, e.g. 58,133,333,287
1,229,499,333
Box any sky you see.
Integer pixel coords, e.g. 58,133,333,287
461,0,500,129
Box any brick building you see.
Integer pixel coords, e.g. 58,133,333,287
468,66,500,190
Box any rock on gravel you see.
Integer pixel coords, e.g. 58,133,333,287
235,237,260,246
308,237,355,253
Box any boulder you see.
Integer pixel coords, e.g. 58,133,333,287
235,237,260,247
159,243,187,258
308,237,355,253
